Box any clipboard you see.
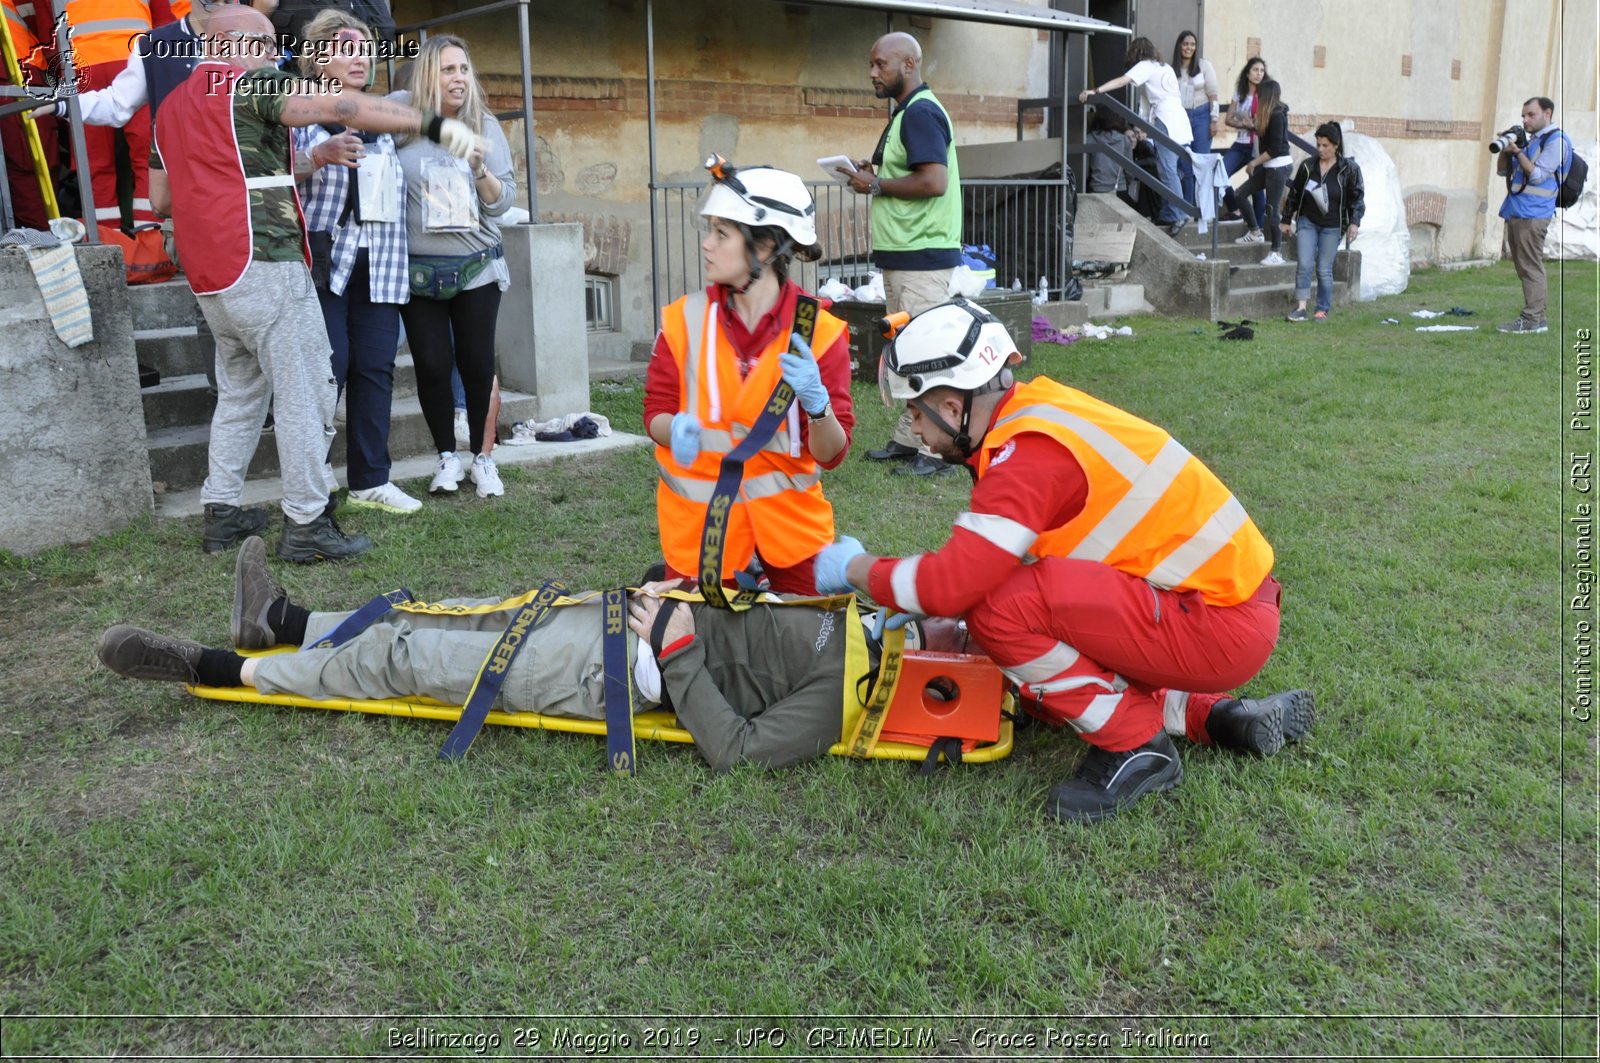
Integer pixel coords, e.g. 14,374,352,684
818,155,858,185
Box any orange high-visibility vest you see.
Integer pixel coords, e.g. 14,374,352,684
2,0,40,66
655,289,848,580
977,377,1274,606
63,0,150,67
168,0,188,18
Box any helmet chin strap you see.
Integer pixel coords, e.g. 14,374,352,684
731,227,795,295
910,392,983,460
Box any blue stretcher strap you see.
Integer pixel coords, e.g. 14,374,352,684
698,294,819,610
601,587,635,775
438,580,565,760
307,588,416,649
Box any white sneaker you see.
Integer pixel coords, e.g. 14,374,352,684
1235,229,1265,244
348,481,423,514
430,451,465,494
1261,251,1286,265
470,453,504,497
453,408,470,450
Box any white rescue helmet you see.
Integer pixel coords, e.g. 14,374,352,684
698,155,821,261
879,298,1021,404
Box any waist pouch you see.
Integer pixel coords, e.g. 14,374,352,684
408,245,503,301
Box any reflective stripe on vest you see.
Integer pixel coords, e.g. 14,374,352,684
64,0,152,66
980,379,1273,606
3,0,37,53
654,289,844,575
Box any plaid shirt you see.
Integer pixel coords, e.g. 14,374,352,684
293,125,410,303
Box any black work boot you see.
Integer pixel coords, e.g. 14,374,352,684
201,503,269,554
277,513,373,564
1045,731,1183,824
231,535,288,648
1205,689,1316,755
97,624,205,682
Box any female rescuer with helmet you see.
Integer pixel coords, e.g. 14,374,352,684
812,300,1315,824
644,158,855,595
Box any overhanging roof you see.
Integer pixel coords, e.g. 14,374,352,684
791,0,1129,35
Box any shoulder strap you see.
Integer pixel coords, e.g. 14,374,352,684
696,294,819,610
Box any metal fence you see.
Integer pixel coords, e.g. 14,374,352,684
650,174,1076,316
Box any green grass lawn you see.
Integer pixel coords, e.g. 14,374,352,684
1,260,1594,1058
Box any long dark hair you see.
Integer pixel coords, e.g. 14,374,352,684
1234,56,1266,101
1124,36,1160,67
1172,31,1199,79
1254,78,1283,135
1314,121,1344,156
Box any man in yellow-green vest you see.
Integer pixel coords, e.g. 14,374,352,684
840,31,964,477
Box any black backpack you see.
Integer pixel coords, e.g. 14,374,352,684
1542,131,1588,209
1557,149,1588,209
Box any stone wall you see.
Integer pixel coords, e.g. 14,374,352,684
0,244,152,556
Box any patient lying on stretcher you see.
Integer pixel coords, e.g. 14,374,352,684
96,537,968,770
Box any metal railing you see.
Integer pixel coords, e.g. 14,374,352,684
650,175,1075,313
1071,92,1199,224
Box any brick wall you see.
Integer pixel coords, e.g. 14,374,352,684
482,75,1042,132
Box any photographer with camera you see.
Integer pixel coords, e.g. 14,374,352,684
1494,96,1570,335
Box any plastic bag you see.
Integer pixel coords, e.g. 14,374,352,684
422,158,477,232
947,265,987,299
852,271,885,302
817,276,854,301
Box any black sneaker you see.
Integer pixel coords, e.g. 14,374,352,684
1205,689,1316,755
277,513,373,563
232,535,287,649
1045,731,1183,823
201,503,269,554
97,624,206,683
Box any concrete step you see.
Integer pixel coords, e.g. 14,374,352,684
1227,261,1301,286
152,430,652,520
1225,280,1349,318
135,325,213,379
126,278,201,331
591,356,648,382
140,372,213,431
1186,241,1283,265
146,389,544,492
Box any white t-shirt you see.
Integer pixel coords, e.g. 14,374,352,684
1125,59,1193,145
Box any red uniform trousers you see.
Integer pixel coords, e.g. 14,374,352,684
0,102,57,230
76,59,155,227
965,558,1281,752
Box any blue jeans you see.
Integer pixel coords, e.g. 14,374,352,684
1178,104,1213,203
1221,139,1266,220
1295,219,1343,313
1153,140,1185,223
317,250,401,491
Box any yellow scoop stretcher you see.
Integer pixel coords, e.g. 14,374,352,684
187,589,1014,766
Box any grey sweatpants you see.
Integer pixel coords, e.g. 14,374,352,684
250,596,653,718
196,260,337,525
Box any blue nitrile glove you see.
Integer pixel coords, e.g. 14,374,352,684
871,606,923,641
670,412,702,466
813,535,865,595
780,332,830,416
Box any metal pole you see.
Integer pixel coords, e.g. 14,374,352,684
55,16,97,241
517,0,537,218
1056,31,1068,300
646,0,660,327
